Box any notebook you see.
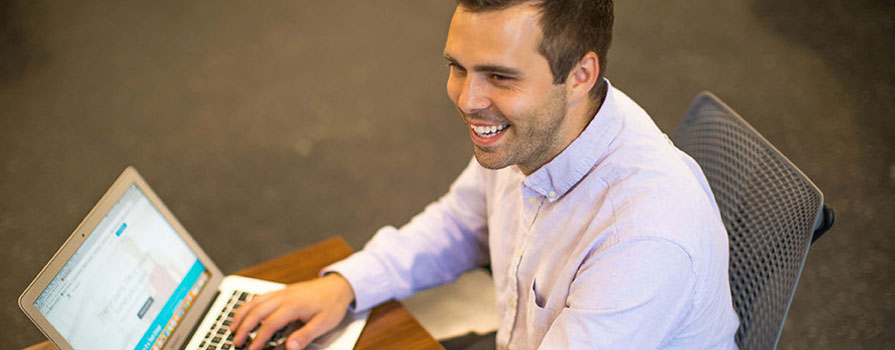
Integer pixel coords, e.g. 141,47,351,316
18,166,368,350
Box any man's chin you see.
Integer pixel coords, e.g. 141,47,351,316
472,147,512,170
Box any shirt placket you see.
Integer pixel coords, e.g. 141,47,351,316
502,193,542,348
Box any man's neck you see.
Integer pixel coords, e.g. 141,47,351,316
516,82,607,175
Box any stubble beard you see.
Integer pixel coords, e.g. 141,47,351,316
467,88,568,173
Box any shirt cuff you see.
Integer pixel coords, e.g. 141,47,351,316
321,250,394,312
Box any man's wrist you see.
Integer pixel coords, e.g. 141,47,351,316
322,272,356,308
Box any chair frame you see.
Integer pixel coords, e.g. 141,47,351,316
671,92,833,349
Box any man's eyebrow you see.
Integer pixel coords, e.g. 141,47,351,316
443,54,460,65
472,64,522,77
443,53,522,77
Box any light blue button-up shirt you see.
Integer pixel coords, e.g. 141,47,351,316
325,81,740,349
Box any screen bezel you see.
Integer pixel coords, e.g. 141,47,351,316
18,166,225,350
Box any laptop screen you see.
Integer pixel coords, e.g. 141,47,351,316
33,183,210,350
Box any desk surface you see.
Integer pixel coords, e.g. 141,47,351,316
25,237,443,350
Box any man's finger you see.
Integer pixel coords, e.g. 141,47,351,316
248,307,296,350
231,291,277,332
232,296,282,347
284,314,337,350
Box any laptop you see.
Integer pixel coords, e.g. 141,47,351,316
19,167,368,350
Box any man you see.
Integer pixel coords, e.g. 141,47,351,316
232,0,740,349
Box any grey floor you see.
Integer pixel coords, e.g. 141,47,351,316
2,0,893,349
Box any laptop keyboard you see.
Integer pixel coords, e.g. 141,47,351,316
196,290,292,350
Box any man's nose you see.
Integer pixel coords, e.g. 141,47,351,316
457,76,490,114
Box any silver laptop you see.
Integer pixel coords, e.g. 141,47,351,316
19,167,367,350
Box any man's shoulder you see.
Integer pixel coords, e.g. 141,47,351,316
582,132,723,257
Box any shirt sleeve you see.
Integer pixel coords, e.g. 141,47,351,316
322,157,489,312
537,238,697,349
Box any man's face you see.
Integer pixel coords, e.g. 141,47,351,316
444,5,575,174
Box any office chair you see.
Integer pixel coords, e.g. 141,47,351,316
671,92,834,349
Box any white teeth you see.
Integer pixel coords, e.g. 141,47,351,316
471,124,508,138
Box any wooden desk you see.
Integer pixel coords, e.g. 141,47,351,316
25,237,443,350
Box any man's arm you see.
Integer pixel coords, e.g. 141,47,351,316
324,157,489,310
538,238,696,349
231,158,488,350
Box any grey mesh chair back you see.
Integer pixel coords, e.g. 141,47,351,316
671,92,833,349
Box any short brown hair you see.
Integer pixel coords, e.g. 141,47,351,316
456,0,613,101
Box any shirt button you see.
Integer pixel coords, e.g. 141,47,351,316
515,247,523,258
509,300,517,309
548,191,557,198
528,197,538,204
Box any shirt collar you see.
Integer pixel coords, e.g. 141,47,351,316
522,79,623,202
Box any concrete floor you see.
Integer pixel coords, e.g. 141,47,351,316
2,0,892,348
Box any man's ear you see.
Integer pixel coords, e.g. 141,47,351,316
567,52,599,101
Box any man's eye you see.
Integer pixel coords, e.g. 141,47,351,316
447,63,466,73
490,74,512,81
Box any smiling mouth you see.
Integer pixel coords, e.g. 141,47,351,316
471,124,509,138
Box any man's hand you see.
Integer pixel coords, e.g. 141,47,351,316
230,273,355,350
